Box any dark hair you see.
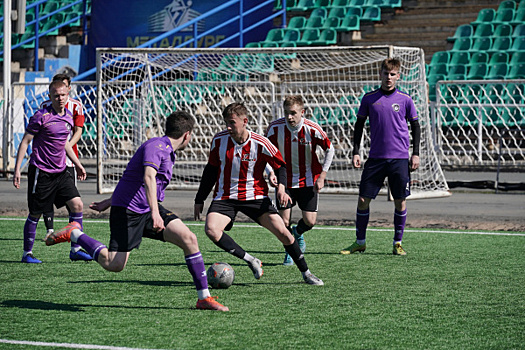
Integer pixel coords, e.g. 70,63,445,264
222,102,248,120
49,80,67,93
283,95,305,109
165,111,195,138
52,73,71,87
381,57,401,72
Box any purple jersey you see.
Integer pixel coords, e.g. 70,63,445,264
112,136,175,214
26,105,74,173
357,88,418,159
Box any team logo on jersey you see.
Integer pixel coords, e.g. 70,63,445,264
241,154,256,162
392,103,400,112
292,137,311,145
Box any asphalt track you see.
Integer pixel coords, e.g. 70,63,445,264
1,172,524,232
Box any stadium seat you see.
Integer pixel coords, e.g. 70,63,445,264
447,24,473,42
498,0,516,11
346,6,363,17
493,24,513,37
245,42,261,48
510,50,525,65
489,52,509,65
471,37,492,52
337,15,360,31
314,0,331,7
447,65,467,80
261,42,279,48
218,54,239,70
361,6,381,21
449,51,470,66
509,37,525,52
472,23,494,39
281,28,301,44
254,54,275,73
492,8,515,25
311,7,328,19
471,8,496,26
486,63,509,80
506,63,525,79
315,28,337,45
428,63,448,76
273,0,282,10
350,0,366,6
305,15,324,29
512,24,525,38
297,29,320,46
331,0,351,7
466,63,488,80
430,51,450,66
386,0,403,8
39,17,60,35
450,37,472,52
263,28,284,44
288,16,307,30
511,8,525,25
367,0,390,8
489,36,512,53
285,0,297,10
323,17,341,30
328,7,347,19
289,0,315,11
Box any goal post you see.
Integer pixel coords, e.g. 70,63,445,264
96,46,450,198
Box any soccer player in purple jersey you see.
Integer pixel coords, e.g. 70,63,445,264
46,111,229,311
340,57,421,256
13,80,87,264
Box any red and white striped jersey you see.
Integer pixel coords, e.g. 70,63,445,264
266,118,333,188
208,130,286,201
40,98,85,162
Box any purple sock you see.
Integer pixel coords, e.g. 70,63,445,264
185,252,208,292
356,208,370,241
77,234,106,261
394,209,407,242
69,212,83,250
23,216,39,252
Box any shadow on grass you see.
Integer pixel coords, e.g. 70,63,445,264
67,279,194,287
1,299,187,312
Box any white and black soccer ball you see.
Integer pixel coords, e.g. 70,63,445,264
207,262,235,289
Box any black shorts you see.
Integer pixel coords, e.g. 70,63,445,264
359,158,411,200
27,164,80,215
207,198,278,230
108,204,180,252
276,186,319,212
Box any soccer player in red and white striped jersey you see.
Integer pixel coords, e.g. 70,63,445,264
194,103,324,285
266,96,334,266
39,74,90,261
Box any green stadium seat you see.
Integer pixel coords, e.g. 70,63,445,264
428,63,448,76
331,0,351,7
509,37,525,52
489,36,512,53
471,37,492,52
493,8,515,25
273,0,282,10
361,6,381,21
447,73,467,81
218,54,238,70
288,16,307,30
323,17,341,29
312,28,337,45
338,15,360,31
450,37,472,52
510,51,525,65
41,0,59,14
486,63,509,79
467,63,488,80
367,0,390,8
468,52,489,67
472,23,494,39
430,51,450,66
39,17,60,35
254,54,275,72
305,15,324,29
447,64,467,76
245,42,260,48
511,8,525,25
449,51,470,66
489,52,509,65
346,6,363,17
350,0,366,6
447,24,473,42
328,7,347,19
311,7,328,18
261,42,279,48
289,0,315,11
520,0,525,9
506,63,525,79
281,28,301,44
494,24,513,37
498,0,516,11
512,24,525,38
314,0,331,6
235,54,257,71
263,28,284,44
285,0,297,10
297,29,320,46
386,0,402,8
471,8,496,26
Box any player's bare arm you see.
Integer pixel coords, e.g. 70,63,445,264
144,166,164,232
69,126,83,146
90,197,112,212
410,155,420,171
65,142,86,180
315,171,327,192
13,132,34,189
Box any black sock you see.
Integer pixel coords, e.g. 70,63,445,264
214,233,246,260
296,218,312,235
284,240,308,272
43,211,54,231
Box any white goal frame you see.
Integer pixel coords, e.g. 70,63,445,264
96,46,450,198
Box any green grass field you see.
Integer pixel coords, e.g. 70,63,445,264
1,217,524,350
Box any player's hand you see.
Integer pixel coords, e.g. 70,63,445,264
13,170,21,189
353,154,361,168
410,155,420,172
276,184,291,208
89,198,112,213
315,172,326,193
152,211,165,232
194,203,204,221
75,164,87,181
268,172,278,188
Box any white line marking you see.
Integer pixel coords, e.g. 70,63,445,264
1,218,523,236
0,339,170,350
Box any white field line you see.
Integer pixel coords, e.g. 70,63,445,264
0,339,170,350
1,218,524,236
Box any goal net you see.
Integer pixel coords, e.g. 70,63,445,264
96,46,449,198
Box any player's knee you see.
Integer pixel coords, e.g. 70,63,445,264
68,198,83,212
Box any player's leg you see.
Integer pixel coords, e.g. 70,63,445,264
163,217,228,311
65,196,93,261
22,213,42,263
205,200,263,279
42,210,54,241
291,188,319,255
258,212,323,285
277,189,295,265
388,159,410,255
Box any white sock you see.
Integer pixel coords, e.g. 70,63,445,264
357,239,366,245
23,251,32,257
47,229,54,234
198,289,211,300
70,229,84,243
394,241,402,246
242,252,255,263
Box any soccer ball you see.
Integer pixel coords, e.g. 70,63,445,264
207,262,235,289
